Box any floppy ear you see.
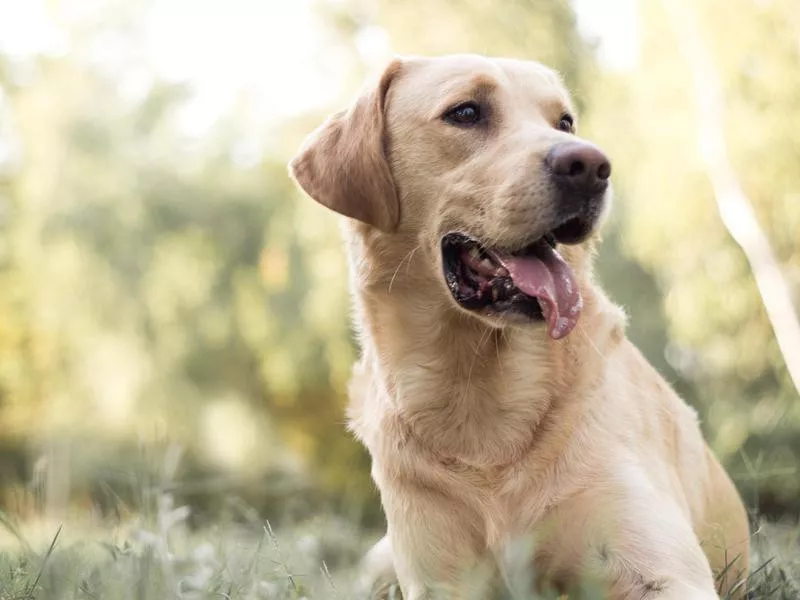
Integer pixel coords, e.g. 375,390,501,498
289,60,402,233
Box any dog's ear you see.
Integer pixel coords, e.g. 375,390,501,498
289,60,403,233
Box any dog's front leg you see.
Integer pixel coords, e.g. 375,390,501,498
592,537,721,600
380,483,491,599
566,491,722,600
611,522,721,600
648,584,720,600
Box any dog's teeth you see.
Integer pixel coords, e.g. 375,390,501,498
469,247,482,260
492,287,499,302
480,258,493,270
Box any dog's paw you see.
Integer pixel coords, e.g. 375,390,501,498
366,581,403,600
356,536,401,599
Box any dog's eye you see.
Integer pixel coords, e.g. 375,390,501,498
557,114,574,133
444,102,482,126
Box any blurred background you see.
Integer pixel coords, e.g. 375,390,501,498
0,0,797,546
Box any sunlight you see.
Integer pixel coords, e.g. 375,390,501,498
0,0,639,137
143,0,343,133
573,0,639,70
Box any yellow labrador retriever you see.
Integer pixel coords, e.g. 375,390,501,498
289,54,749,599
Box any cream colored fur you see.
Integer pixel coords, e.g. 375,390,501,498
290,54,749,600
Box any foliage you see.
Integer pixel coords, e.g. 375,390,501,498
0,6,373,522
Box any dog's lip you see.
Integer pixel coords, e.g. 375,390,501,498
441,231,554,254
439,212,591,257
441,215,595,255
549,215,597,246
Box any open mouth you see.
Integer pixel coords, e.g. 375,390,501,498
441,226,584,339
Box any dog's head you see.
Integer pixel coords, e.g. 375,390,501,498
290,55,611,340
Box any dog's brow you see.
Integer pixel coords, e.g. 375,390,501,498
542,94,574,119
468,73,499,90
430,75,498,119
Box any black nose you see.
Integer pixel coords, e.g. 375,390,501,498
546,141,611,195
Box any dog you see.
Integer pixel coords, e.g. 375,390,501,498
289,54,749,599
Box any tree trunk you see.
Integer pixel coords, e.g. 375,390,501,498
661,0,800,397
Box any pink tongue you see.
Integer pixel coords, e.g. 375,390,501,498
491,245,582,339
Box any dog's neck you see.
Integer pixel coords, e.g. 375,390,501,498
346,227,626,466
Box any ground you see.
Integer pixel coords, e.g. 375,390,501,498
0,502,797,599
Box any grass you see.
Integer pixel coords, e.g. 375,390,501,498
0,501,798,599
0,503,374,599
0,445,797,599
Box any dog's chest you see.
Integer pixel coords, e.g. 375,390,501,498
392,373,554,468
437,456,560,547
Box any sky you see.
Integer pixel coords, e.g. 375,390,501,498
0,0,639,135
573,0,639,70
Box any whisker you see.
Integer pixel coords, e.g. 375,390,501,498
388,245,421,294
463,326,493,403
576,322,605,361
